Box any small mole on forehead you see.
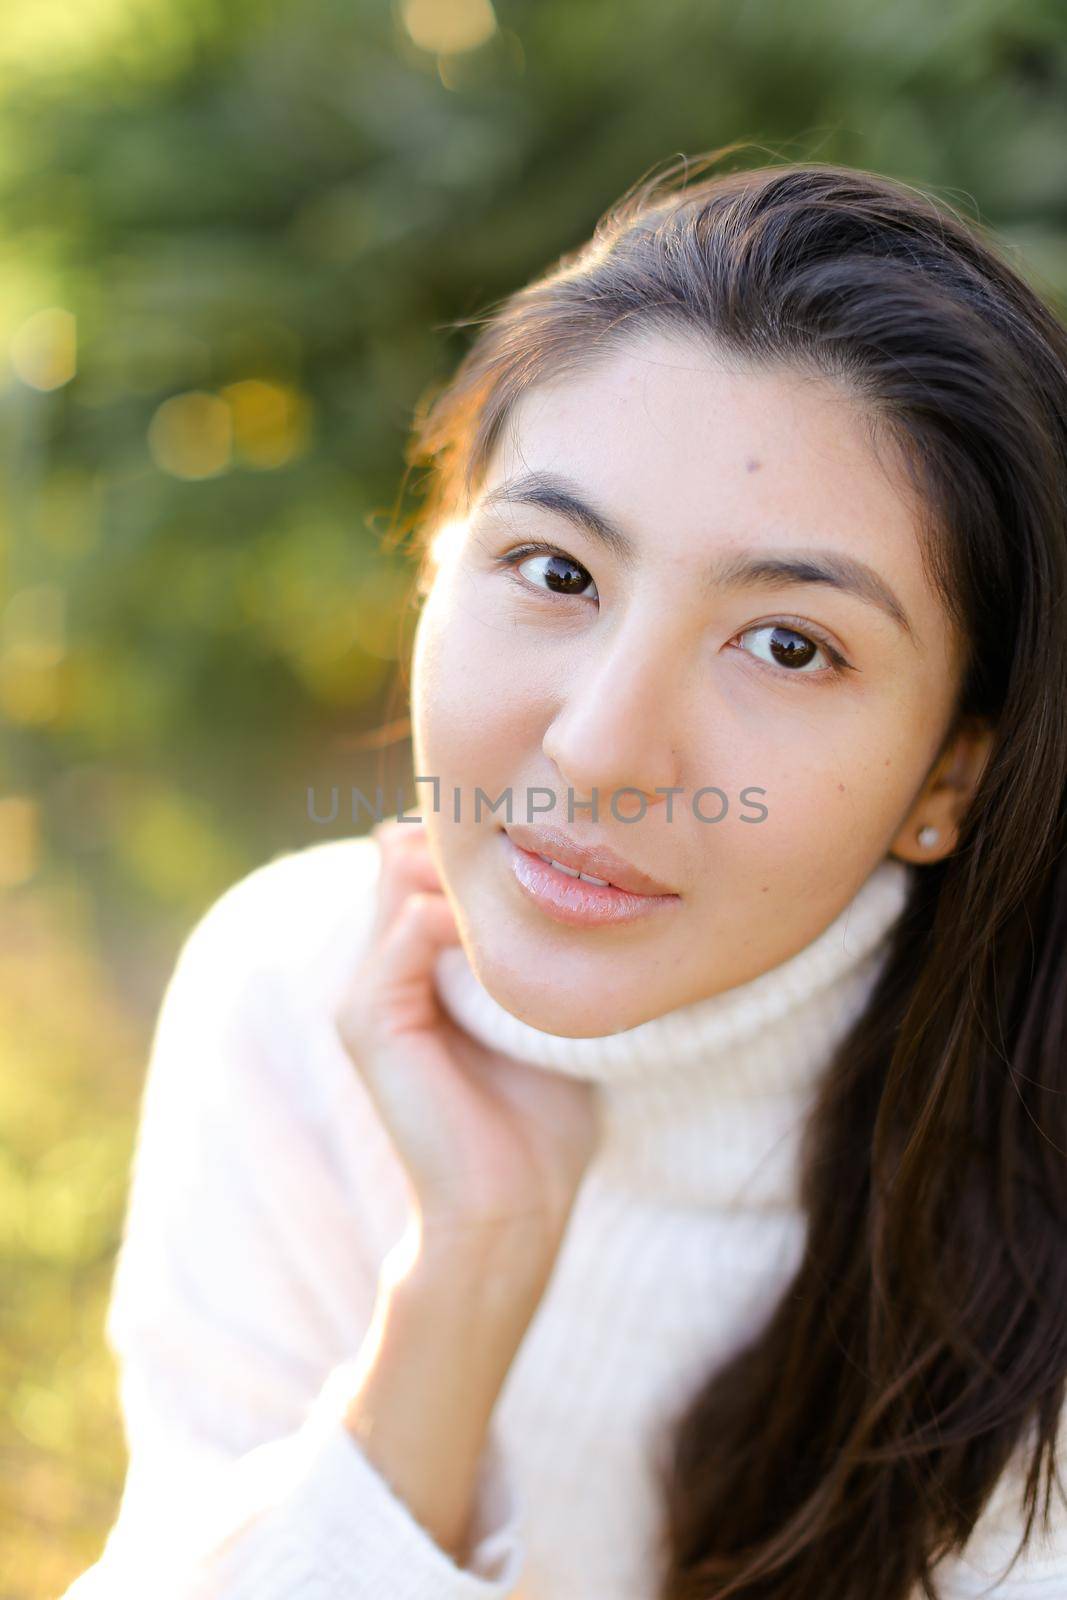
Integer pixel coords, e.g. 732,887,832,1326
745,458,762,472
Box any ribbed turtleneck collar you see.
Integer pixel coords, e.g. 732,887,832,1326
433,856,915,1209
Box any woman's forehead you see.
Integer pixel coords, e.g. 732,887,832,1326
472,340,968,682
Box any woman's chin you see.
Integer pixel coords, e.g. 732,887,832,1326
445,847,686,1037
459,935,659,1039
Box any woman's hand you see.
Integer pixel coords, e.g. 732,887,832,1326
336,813,603,1284
335,813,604,1564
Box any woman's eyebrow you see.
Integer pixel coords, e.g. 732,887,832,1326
479,468,916,644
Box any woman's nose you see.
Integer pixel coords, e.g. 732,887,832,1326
541,628,683,811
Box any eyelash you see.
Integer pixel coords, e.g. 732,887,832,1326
494,540,854,681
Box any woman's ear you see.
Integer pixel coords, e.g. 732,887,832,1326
889,715,995,865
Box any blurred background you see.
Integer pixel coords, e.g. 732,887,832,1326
2,0,1067,1592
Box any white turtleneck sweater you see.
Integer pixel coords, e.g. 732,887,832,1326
61,833,1067,1599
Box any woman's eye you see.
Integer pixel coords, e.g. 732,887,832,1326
736,623,836,675
500,549,847,679
513,550,598,601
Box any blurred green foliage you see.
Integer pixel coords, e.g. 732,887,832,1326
2,0,1067,1593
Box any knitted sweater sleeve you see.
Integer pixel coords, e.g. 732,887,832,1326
58,848,526,1600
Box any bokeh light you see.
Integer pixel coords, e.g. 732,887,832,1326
0,585,67,727
147,391,232,479
400,0,497,55
0,796,40,888
220,379,312,469
9,308,76,390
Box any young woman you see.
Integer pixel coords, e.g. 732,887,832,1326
65,152,1067,1600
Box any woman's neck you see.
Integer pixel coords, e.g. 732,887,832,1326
433,855,915,1209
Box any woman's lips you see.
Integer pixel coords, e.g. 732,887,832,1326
500,831,682,928
502,821,677,895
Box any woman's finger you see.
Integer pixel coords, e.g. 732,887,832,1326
372,890,460,1030
369,821,443,943
339,890,466,1193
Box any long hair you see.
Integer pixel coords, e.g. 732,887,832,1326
392,146,1067,1600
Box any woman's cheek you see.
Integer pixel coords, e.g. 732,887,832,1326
414,653,517,817
412,603,476,766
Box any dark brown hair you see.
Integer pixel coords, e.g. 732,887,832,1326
392,147,1067,1599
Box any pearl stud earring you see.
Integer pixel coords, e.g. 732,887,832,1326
916,825,940,848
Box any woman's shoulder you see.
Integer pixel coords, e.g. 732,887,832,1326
106,829,409,1432
174,831,385,1017
144,832,389,1143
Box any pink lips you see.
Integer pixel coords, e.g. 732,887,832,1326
502,821,677,896
500,830,682,928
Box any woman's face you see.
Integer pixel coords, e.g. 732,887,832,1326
410,330,971,1036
